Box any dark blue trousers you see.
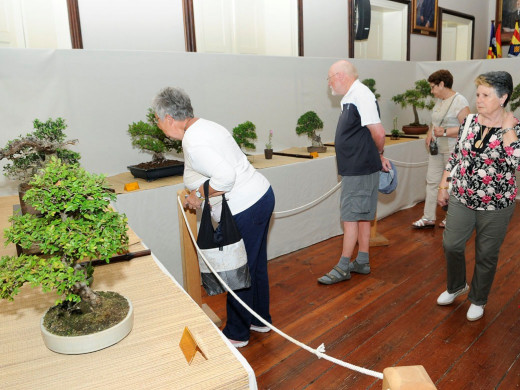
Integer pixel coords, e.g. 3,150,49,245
222,187,275,341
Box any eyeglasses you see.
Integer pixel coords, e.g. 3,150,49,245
327,72,339,81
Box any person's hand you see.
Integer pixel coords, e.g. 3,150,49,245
183,191,203,210
425,129,433,148
433,126,445,138
380,156,391,172
437,188,449,209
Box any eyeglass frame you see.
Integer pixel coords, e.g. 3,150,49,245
327,72,340,81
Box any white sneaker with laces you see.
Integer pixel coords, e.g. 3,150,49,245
466,304,485,321
250,324,271,333
437,284,469,305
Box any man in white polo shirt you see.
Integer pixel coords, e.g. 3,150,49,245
318,60,390,285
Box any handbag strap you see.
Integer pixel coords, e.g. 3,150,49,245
450,113,475,179
202,179,227,213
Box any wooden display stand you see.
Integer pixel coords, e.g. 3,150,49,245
177,189,222,327
370,214,390,247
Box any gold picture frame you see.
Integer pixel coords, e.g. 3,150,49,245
411,0,439,37
496,0,519,44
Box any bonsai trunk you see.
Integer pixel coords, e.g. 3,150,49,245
152,152,165,163
72,263,101,306
412,106,420,126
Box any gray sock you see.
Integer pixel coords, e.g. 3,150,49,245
355,251,369,264
327,256,350,279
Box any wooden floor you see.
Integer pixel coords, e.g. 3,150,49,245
202,202,520,390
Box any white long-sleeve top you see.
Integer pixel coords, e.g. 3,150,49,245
182,118,270,215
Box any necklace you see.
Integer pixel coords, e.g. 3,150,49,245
475,124,487,148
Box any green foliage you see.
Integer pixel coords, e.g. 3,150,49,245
361,78,381,100
296,111,324,147
391,79,435,126
510,83,520,113
128,108,182,162
1,118,80,183
232,121,257,151
391,129,400,137
1,157,129,305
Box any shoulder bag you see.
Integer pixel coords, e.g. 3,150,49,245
196,180,251,296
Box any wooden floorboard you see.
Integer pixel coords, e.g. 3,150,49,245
202,202,520,389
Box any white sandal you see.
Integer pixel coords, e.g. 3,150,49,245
412,217,435,229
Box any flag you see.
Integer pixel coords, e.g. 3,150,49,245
496,22,502,58
508,21,520,57
487,21,497,59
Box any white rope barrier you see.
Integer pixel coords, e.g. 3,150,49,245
177,195,384,380
270,156,428,218
272,182,341,218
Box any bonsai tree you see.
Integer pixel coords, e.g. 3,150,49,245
0,157,129,310
296,111,324,148
0,117,80,183
391,79,435,126
128,108,182,163
510,83,520,113
361,78,381,100
233,121,257,152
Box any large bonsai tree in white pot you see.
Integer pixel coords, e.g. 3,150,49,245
0,157,132,354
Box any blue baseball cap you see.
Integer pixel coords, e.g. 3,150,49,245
379,160,398,194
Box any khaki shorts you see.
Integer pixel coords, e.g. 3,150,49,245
340,172,379,222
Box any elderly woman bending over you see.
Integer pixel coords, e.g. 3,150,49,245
152,87,275,348
436,71,519,321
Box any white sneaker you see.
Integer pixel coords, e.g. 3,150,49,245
250,324,271,333
437,284,469,305
228,338,249,348
466,304,485,321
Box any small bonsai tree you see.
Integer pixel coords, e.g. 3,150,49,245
296,111,324,148
128,108,182,163
391,79,435,126
510,83,520,113
0,157,129,308
361,78,381,100
0,117,80,183
233,121,257,152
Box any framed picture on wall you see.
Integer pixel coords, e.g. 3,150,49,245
411,0,438,37
496,0,520,44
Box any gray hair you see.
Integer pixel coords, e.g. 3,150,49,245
475,71,514,106
152,87,194,120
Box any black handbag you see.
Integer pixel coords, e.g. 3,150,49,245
196,180,251,296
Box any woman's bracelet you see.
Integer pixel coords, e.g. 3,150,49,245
438,186,449,190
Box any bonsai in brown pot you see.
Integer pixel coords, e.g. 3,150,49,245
296,111,326,153
391,79,435,135
0,117,80,215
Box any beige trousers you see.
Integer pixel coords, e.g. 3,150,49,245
423,137,452,221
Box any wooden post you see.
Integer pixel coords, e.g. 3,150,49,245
382,365,436,390
370,214,390,247
177,189,221,326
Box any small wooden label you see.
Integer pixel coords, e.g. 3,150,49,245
124,182,140,191
179,326,207,365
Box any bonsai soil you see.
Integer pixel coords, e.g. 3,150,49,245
133,159,183,170
43,291,129,336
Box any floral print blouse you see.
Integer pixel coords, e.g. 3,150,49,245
446,114,520,210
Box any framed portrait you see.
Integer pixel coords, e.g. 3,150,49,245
411,0,439,37
496,0,519,44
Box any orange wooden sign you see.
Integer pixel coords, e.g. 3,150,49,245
179,326,207,365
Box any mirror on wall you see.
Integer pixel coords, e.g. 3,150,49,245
437,8,474,61
349,0,409,61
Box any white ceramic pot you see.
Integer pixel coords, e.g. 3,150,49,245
40,296,133,355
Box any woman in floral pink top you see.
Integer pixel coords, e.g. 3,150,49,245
436,71,519,322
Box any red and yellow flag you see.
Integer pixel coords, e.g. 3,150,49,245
496,22,502,58
508,21,520,57
487,21,497,59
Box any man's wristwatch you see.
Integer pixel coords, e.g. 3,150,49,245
442,128,447,137
195,189,203,199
